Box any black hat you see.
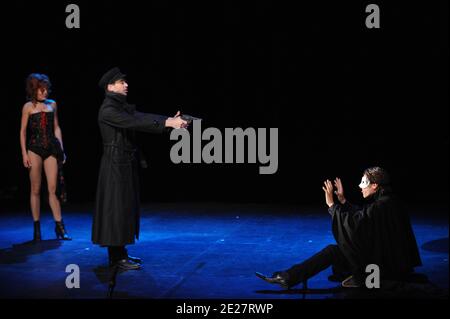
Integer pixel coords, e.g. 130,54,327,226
98,67,126,89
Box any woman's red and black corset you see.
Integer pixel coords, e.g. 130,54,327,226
27,112,56,152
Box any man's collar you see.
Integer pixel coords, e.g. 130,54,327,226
105,91,135,113
105,91,127,103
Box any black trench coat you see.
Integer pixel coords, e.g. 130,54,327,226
329,190,422,280
92,92,168,246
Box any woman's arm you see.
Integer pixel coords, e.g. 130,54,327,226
52,102,64,151
20,103,31,168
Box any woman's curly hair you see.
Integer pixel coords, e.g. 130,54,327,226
26,73,51,103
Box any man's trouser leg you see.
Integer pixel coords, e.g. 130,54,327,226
108,246,128,265
285,244,349,287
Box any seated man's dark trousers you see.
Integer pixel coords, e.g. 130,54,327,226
285,244,352,286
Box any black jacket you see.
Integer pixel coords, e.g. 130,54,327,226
329,190,422,280
92,92,168,246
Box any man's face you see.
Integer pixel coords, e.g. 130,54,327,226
107,79,128,95
359,174,378,198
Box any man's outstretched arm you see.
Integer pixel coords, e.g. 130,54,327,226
100,106,187,133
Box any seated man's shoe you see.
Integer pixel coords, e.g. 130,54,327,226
328,272,351,283
127,255,142,264
255,271,290,289
341,275,361,288
112,259,142,270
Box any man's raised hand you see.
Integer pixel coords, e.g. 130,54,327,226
334,177,346,204
322,180,335,208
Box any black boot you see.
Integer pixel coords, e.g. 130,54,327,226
55,220,72,240
127,255,142,264
114,259,142,270
33,221,41,242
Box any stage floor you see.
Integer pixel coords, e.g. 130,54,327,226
0,203,448,299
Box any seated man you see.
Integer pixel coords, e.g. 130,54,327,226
256,167,422,288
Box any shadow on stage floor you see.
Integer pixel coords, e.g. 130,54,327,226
0,240,62,265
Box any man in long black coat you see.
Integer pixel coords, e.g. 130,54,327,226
92,67,187,270
256,167,422,288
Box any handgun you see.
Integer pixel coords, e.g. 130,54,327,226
180,114,202,124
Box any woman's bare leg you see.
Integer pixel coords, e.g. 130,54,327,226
43,156,62,222
28,151,42,221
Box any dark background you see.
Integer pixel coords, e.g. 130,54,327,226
1,1,448,209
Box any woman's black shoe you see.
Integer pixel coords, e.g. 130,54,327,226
55,220,72,240
33,221,42,242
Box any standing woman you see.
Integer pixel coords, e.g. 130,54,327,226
19,73,71,241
